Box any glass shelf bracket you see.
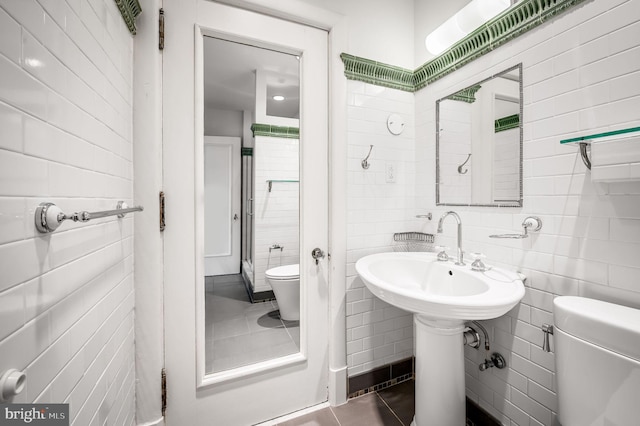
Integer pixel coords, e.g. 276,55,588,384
560,126,640,170
266,180,299,192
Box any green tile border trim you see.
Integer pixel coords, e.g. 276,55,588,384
341,0,587,92
495,114,520,133
340,54,415,92
560,126,640,144
241,147,253,156
447,85,482,103
114,0,142,35
251,123,300,139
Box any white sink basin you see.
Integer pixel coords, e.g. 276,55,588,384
355,252,525,321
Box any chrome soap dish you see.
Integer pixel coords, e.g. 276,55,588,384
489,216,542,239
393,232,434,252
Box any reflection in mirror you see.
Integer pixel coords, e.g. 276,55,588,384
436,63,522,207
203,36,301,375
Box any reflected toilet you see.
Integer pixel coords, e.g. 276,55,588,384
265,264,300,321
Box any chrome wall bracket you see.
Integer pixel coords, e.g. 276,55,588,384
35,201,144,233
489,216,542,239
579,142,591,170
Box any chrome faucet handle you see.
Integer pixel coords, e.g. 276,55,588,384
470,252,488,271
435,246,450,261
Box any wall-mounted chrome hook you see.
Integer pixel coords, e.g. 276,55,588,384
361,145,373,169
457,154,471,174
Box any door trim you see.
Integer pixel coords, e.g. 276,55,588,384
211,0,351,406
193,20,331,391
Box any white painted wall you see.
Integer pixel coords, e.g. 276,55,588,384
0,0,136,425
415,0,640,424
204,107,243,137
297,0,415,69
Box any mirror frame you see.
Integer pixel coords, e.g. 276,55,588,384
195,26,309,388
435,63,523,208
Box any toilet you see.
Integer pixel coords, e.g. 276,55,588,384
265,264,300,321
554,296,640,426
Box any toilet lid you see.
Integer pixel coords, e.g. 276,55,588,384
265,264,299,280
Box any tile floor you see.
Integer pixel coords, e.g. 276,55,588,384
277,380,492,426
278,380,415,426
205,274,300,373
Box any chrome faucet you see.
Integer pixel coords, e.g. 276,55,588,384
437,211,464,265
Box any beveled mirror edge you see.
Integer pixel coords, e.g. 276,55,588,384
436,63,523,208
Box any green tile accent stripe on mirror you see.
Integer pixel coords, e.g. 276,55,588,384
495,114,520,133
341,0,587,91
114,0,142,35
250,123,299,139
448,85,483,103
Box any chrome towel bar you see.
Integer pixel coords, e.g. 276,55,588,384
35,201,143,233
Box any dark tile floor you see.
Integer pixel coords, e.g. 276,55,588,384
277,380,414,426
276,380,497,426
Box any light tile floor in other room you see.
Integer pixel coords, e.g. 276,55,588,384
205,274,300,373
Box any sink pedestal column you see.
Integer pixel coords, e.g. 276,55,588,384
411,315,466,426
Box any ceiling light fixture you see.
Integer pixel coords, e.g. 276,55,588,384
425,0,510,55
272,95,285,101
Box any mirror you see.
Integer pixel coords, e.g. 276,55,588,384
203,36,301,375
436,63,522,207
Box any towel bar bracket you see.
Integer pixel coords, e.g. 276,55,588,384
35,201,144,233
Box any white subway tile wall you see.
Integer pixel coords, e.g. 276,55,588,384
253,136,300,293
0,0,134,425
346,81,418,376
412,0,640,425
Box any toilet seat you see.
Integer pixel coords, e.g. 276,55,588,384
265,264,299,280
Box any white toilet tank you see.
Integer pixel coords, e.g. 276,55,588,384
554,296,640,426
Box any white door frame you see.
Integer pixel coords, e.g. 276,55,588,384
160,1,349,423
132,2,349,423
194,18,329,389
203,136,241,276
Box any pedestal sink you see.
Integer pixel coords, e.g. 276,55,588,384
355,252,525,426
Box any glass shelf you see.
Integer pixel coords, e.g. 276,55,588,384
560,126,640,144
560,126,640,170
266,180,299,192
